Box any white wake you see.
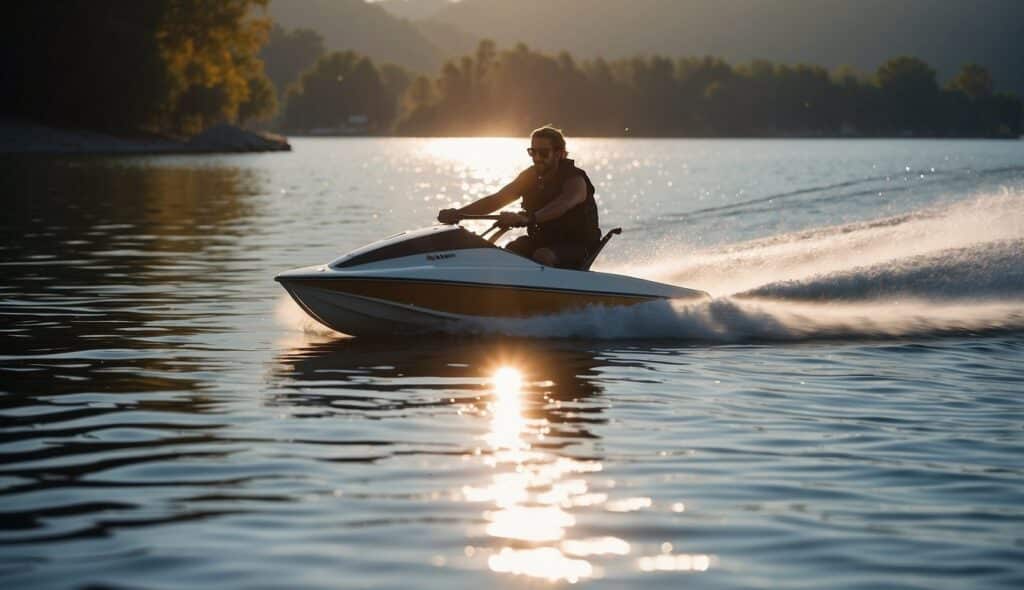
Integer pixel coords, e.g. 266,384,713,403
501,189,1024,341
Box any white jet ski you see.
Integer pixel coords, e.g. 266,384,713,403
275,215,709,336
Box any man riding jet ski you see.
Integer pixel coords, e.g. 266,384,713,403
275,126,710,336
438,125,599,270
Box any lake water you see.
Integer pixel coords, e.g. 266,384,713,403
1,138,1023,589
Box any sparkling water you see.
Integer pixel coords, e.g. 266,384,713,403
1,138,1023,589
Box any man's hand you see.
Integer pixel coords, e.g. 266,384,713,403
437,208,462,224
497,211,530,228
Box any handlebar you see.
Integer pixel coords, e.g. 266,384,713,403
452,214,502,221
440,212,526,225
439,212,529,239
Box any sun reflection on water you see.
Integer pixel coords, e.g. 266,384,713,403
471,365,612,583
422,137,522,173
485,367,526,451
637,553,712,572
489,547,593,583
460,364,709,583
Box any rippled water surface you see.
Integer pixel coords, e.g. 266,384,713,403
2,138,1023,589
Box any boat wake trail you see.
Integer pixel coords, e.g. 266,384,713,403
496,297,1024,342
507,189,1024,341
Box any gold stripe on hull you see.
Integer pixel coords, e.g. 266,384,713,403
289,278,659,318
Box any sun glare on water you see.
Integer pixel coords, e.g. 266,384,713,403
455,364,710,582
422,138,522,205
465,366,602,582
491,366,523,397
422,137,521,169
486,367,527,451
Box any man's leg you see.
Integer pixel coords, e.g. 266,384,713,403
504,236,536,259
506,238,582,268
532,248,558,266
545,243,589,269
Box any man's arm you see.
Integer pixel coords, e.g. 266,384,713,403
494,174,587,228
441,170,530,221
532,175,587,224
457,183,520,214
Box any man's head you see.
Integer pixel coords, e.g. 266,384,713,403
529,125,567,175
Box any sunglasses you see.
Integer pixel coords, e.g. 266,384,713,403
527,147,558,158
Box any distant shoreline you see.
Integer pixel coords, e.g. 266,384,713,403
0,118,291,156
3,119,1017,156
293,132,1022,141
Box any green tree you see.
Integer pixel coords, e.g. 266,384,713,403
378,64,413,131
475,40,498,88
580,58,627,135
877,56,939,95
405,76,438,111
396,75,440,135
387,42,1017,139
282,52,393,133
947,63,994,100
239,75,278,125
875,56,941,135
158,0,274,134
259,25,326,99
628,56,677,135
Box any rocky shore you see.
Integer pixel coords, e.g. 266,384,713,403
0,118,290,155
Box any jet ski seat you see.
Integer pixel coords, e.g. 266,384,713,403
580,227,622,271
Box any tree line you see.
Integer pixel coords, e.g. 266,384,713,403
3,5,1020,140
279,40,1018,138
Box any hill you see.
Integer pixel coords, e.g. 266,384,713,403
427,0,1024,94
370,0,450,21
268,0,443,72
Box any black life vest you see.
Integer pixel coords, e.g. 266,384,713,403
521,159,601,246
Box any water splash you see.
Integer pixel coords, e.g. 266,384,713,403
743,239,1024,301
274,293,342,338
499,189,1024,341
630,188,1024,297
489,298,1024,342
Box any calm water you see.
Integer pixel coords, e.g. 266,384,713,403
1,138,1023,589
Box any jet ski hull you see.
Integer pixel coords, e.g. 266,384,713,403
277,275,689,337
280,280,461,336
275,226,710,337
